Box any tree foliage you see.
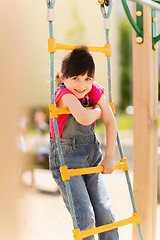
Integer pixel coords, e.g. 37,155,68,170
66,0,86,44
119,17,132,110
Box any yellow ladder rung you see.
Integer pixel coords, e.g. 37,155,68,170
49,103,116,118
60,166,103,181
56,43,111,56
48,39,111,56
60,158,129,181
49,104,93,118
69,166,103,178
73,212,141,240
78,212,141,239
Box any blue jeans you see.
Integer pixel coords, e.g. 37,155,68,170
50,134,119,240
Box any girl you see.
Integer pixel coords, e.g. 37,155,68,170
50,46,119,240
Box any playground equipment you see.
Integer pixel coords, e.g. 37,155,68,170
121,0,160,49
122,0,159,239
46,0,159,239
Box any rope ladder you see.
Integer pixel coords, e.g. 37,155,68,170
46,0,144,239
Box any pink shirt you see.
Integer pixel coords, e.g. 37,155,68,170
50,82,105,139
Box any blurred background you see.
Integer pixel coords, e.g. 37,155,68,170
0,0,160,240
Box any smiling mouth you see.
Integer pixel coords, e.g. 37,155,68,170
74,89,86,93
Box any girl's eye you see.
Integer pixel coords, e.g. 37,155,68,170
71,77,77,80
86,78,92,81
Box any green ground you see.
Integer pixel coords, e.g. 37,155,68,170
27,112,160,135
96,112,160,132
95,112,133,132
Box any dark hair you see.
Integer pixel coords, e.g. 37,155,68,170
61,46,95,79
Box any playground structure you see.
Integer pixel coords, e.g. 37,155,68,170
46,0,159,239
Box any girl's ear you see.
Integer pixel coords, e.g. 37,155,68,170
59,72,65,83
55,72,63,88
58,72,63,78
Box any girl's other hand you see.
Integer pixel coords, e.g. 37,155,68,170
98,158,114,174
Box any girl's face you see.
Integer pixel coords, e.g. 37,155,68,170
62,73,93,99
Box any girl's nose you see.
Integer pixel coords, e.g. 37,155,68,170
79,81,86,89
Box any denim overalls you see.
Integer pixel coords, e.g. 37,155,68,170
49,94,119,240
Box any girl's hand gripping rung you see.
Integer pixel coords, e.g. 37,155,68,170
60,159,129,181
